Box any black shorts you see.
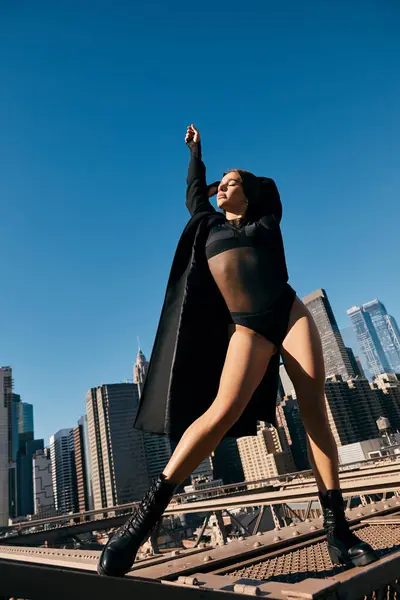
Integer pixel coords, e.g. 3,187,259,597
230,284,296,348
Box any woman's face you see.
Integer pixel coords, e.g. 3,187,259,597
217,171,248,216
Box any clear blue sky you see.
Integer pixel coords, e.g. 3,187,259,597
1,1,399,444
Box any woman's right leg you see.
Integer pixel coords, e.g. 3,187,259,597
163,325,277,484
98,325,276,577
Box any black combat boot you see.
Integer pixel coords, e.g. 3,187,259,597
319,489,378,567
97,473,177,577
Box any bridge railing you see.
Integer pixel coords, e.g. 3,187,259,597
1,453,399,539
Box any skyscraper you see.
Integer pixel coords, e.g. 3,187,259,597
237,424,295,486
362,300,400,373
9,393,20,518
17,401,34,436
9,395,45,518
347,304,391,377
133,346,172,481
78,414,93,510
385,315,400,370
324,376,359,446
33,447,55,516
303,289,355,380
346,347,365,378
346,378,383,441
279,364,296,398
277,397,309,471
50,429,76,514
72,423,89,512
372,373,400,432
211,438,244,484
10,394,21,462
87,383,149,509
133,344,148,397
0,367,12,526
17,436,44,517
191,456,214,481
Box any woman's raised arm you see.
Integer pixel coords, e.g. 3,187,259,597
185,124,217,216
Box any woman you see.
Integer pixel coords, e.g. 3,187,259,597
98,125,377,577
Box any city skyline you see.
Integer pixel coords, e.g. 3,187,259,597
3,289,399,445
0,288,391,447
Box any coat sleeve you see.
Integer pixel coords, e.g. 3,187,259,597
257,178,282,228
185,142,216,217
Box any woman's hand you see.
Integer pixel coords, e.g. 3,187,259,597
185,124,200,148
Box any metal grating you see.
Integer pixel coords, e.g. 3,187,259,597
223,524,400,584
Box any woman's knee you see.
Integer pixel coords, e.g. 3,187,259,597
205,398,244,431
297,390,329,424
282,298,325,382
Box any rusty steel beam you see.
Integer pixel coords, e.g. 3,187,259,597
223,510,252,537
252,505,267,535
193,516,210,548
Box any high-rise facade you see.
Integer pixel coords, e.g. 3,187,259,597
324,376,359,446
50,429,76,514
324,375,384,446
303,289,355,380
347,304,391,377
133,346,148,396
279,365,296,398
17,436,44,516
133,347,173,481
372,373,400,432
191,456,214,481
0,367,12,526
385,315,400,370
238,424,295,486
11,394,20,462
33,448,55,516
346,378,383,441
9,395,45,518
78,414,93,510
72,423,89,512
17,401,34,436
362,300,400,373
87,383,149,509
9,393,20,518
346,347,365,378
211,438,244,484
276,398,309,471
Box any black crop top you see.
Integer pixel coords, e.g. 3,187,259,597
186,144,289,313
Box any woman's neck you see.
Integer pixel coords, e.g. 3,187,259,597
225,211,246,221
226,215,245,228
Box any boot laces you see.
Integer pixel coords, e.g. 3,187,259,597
117,478,162,538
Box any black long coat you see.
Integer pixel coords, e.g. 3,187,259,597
133,151,280,442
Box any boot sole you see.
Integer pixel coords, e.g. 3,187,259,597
328,544,378,567
97,561,127,577
97,547,128,578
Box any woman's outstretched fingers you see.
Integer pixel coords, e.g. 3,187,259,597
185,124,200,146
191,124,200,142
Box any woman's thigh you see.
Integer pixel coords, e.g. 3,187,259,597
281,297,326,402
208,325,276,425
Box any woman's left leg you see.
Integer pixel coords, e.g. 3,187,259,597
280,297,338,493
281,296,377,567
